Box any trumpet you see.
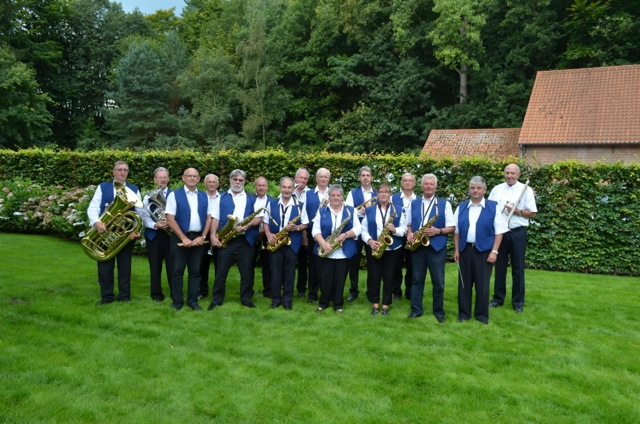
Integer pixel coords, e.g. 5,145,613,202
355,196,377,211
503,179,530,225
371,204,397,259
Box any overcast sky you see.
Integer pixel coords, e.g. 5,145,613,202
117,0,186,15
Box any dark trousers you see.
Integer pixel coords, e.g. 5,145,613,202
97,241,134,302
212,236,255,305
255,235,271,296
458,245,493,323
367,248,401,306
393,239,413,298
493,227,528,308
170,233,205,308
347,238,369,297
199,246,217,298
410,245,447,319
270,246,297,307
146,231,171,301
296,244,308,295
317,257,348,310
307,230,320,301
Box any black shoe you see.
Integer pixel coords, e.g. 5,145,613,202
171,304,183,311
407,313,422,319
152,297,164,302
96,299,113,306
457,318,469,323
381,308,389,316
514,306,524,313
207,302,219,311
436,316,446,323
284,305,292,310
189,303,202,311
393,294,401,301
489,300,503,308
269,303,280,310
116,298,130,302
346,294,358,302
307,298,317,304
197,294,207,300
243,302,257,309
371,307,379,315
298,292,306,299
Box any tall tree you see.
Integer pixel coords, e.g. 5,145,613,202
0,46,53,148
428,0,490,104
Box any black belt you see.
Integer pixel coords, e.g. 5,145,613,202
186,231,202,236
509,226,527,232
466,243,476,248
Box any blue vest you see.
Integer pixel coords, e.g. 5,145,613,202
99,182,139,215
305,190,323,222
219,192,258,246
173,188,208,235
457,200,497,252
314,206,357,258
365,204,402,250
350,187,376,221
145,189,171,241
409,197,448,252
267,198,304,253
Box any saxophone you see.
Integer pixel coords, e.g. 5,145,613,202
317,206,352,258
266,214,301,252
371,204,397,259
405,208,439,251
217,208,267,247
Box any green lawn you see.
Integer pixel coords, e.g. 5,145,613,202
1,233,639,423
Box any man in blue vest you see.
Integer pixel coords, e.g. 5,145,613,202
453,176,507,324
208,169,262,310
165,168,210,311
345,166,376,302
405,174,455,322
198,173,220,300
87,160,142,305
253,176,273,298
264,177,309,310
391,172,417,301
140,167,172,302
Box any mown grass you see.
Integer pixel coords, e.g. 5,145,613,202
1,233,639,423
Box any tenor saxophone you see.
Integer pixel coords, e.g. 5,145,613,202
217,208,267,247
371,204,397,259
266,214,301,252
317,207,352,258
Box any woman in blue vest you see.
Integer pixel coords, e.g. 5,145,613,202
453,176,508,324
312,185,361,313
361,184,406,316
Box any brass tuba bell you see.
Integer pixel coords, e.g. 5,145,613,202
81,182,143,262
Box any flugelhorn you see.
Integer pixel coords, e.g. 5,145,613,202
82,182,143,261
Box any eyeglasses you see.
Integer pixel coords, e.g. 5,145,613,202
231,178,245,182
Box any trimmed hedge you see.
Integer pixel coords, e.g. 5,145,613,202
1,148,639,275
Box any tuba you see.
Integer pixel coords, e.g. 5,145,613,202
217,208,267,248
145,187,170,233
317,206,352,258
371,204,397,259
266,213,301,252
82,182,143,262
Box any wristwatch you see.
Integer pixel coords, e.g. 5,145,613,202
491,250,499,255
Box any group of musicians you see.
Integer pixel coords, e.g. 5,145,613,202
87,161,537,324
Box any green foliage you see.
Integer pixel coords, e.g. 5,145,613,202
2,149,640,275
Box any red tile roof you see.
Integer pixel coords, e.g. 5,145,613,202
422,128,521,159
519,64,640,145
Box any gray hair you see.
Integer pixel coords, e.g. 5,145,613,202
230,169,246,180
280,176,294,186
358,166,372,176
295,168,309,178
469,176,486,189
421,173,438,185
327,184,343,196
153,167,168,177
316,167,331,178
